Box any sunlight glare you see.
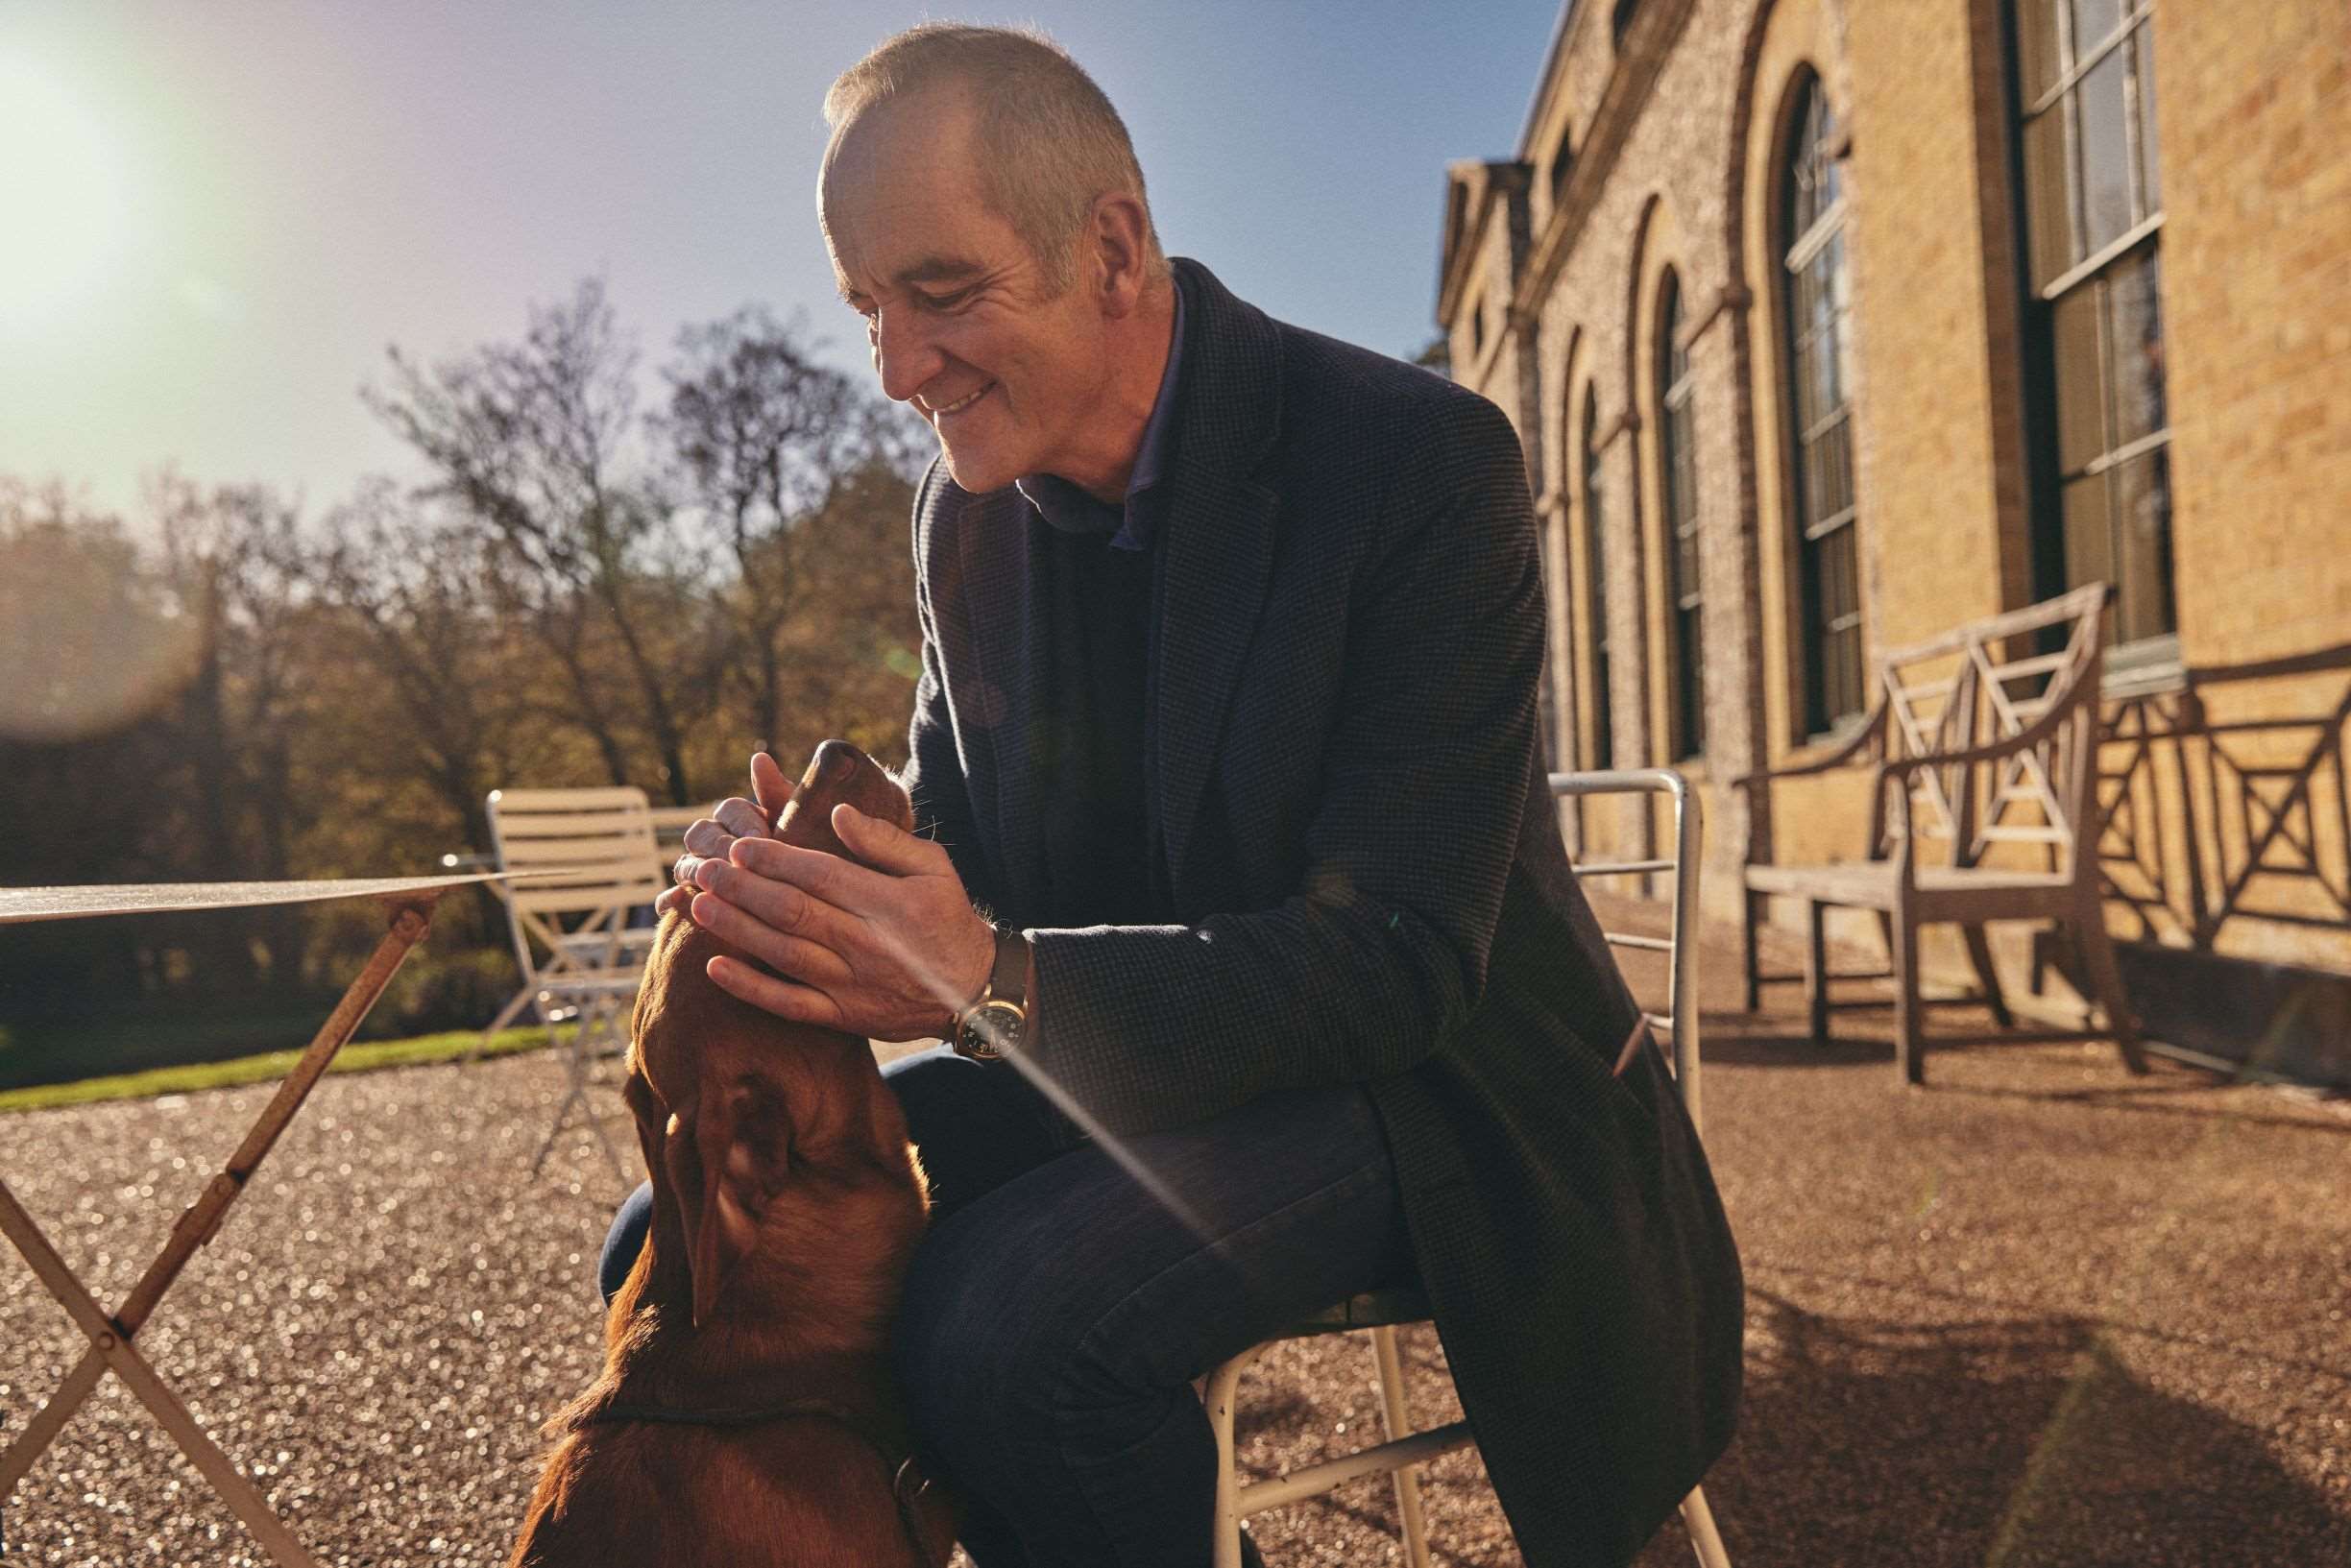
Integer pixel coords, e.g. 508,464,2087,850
0,50,131,336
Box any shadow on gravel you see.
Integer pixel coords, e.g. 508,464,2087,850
1936,1079,2351,1136
1643,1288,2349,1568
1691,1029,1898,1071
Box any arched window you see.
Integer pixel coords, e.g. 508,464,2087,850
1781,73,1864,733
1581,390,1614,768
1656,270,1705,759
1612,0,1641,48
1547,115,1576,213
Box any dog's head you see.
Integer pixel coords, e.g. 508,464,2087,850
627,741,923,1328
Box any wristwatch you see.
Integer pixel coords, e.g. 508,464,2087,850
953,925,1030,1060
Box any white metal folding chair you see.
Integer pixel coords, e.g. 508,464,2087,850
1204,767,1733,1568
481,785,668,1177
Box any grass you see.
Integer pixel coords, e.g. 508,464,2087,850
0,1025,561,1115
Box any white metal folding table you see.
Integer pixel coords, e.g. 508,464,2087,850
0,874,523,1567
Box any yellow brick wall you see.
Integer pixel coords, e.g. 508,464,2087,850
2155,1,2351,670
1443,0,2351,987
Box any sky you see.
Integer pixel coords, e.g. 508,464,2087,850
0,1,1566,525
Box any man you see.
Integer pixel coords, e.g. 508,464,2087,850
604,23,1741,1566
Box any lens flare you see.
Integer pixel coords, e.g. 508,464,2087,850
874,925,1220,1247
0,50,131,338
0,516,208,741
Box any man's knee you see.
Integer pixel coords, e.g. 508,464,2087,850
598,1180,653,1306
893,1221,1110,1456
895,1207,1200,1464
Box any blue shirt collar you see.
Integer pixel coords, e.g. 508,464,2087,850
1014,272,1187,552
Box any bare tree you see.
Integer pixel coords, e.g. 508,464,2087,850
658,307,875,753
313,479,549,852
151,473,317,988
366,279,713,802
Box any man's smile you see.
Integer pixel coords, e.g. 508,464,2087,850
921,381,996,421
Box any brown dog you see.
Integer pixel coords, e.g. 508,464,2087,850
508,741,957,1567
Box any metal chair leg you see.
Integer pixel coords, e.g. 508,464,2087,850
529,1005,626,1181
1682,1484,1733,1568
1207,1344,1263,1568
1370,1323,1435,1568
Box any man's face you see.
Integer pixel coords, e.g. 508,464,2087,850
822,89,1108,495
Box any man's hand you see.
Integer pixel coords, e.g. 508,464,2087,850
655,751,796,919
684,801,995,1043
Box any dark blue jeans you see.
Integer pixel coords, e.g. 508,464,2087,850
598,1046,1411,1566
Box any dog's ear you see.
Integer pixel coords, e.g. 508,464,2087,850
665,1074,792,1328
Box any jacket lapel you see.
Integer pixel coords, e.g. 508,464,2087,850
1153,260,1285,893
1156,463,1278,892
953,491,1050,920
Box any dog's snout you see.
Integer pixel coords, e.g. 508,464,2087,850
808,739,860,787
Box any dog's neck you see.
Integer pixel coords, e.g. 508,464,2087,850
583,1244,907,1426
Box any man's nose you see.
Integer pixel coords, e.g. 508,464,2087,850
871,309,943,405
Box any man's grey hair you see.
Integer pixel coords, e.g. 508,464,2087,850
823,23,1168,295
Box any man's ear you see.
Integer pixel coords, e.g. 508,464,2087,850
1088,191,1152,315
664,1077,792,1328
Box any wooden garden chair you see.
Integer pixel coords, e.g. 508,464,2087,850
1735,582,2149,1084
1204,768,1733,1568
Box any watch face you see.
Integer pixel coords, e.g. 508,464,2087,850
974,999,1026,1054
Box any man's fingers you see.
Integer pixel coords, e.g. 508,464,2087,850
680,821,736,863
714,796,768,841
705,954,844,1030
750,751,794,827
694,860,839,946
688,893,852,988
654,883,693,919
727,836,861,904
832,803,948,877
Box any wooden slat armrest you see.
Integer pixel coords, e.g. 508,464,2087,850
1874,580,2112,667
1733,707,1886,795
1879,686,2086,781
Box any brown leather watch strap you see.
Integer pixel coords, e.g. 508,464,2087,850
988,925,1030,1010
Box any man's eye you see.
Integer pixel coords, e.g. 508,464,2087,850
917,288,975,312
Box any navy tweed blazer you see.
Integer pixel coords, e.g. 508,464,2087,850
903,258,1742,1566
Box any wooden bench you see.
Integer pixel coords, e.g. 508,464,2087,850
1735,583,2149,1084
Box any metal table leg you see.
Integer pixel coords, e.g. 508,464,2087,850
0,897,437,1566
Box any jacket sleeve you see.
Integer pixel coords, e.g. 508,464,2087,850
900,462,1000,911
1023,394,1545,1136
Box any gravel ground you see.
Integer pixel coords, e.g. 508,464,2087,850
3,908,2346,1567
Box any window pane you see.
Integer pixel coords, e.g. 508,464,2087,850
2136,29,2163,211
2105,249,2169,448
2022,106,2075,287
1819,522,1856,622
1678,608,1706,757
2077,48,2137,253
2017,0,2066,103
1815,274,1842,397
1815,109,1842,209
2072,0,2124,55
1815,414,1854,522
2051,284,2107,475
2109,446,2177,642
2061,470,2115,594
1823,524,1865,726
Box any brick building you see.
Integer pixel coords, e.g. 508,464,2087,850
1438,0,2351,1082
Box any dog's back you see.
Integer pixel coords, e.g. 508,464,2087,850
509,742,952,1567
